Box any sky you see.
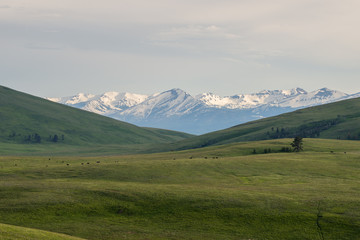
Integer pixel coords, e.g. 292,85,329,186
1,0,360,97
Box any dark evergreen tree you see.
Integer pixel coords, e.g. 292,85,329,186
53,134,58,143
291,136,303,152
34,133,41,143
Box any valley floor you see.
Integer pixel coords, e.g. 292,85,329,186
0,139,359,239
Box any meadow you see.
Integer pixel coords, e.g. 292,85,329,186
0,138,359,239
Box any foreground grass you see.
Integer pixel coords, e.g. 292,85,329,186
0,139,359,239
0,223,85,240
0,142,159,156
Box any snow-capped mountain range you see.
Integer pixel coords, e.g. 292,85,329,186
48,88,360,134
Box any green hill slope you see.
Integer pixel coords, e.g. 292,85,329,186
164,97,360,151
0,223,86,240
0,86,192,149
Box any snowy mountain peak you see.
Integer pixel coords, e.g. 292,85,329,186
197,87,310,109
167,88,190,97
312,88,346,98
64,93,95,104
283,87,307,95
48,87,359,134
118,88,200,118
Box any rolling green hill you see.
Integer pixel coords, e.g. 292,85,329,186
163,97,360,151
0,139,359,239
0,86,192,152
0,223,86,240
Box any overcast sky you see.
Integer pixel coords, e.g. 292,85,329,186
1,0,360,97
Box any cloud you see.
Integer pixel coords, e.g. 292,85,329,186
148,25,246,58
153,25,241,42
25,42,65,50
1,0,360,96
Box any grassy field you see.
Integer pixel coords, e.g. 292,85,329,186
0,142,163,156
0,138,359,239
0,223,85,240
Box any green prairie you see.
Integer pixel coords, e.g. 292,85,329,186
0,223,85,240
0,138,359,239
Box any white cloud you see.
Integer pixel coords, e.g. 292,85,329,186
1,0,360,96
152,25,242,43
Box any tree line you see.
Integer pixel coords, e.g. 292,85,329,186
266,116,346,139
7,132,65,143
252,136,303,154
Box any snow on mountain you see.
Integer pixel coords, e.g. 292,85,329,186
47,92,148,115
117,89,203,118
276,88,349,108
47,93,95,105
196,88,350,109
47,87,359,134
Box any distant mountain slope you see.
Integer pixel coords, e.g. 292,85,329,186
0,86,192,146
162,97,360,151
48,87,359,134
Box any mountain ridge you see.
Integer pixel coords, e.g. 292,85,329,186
48,87,360,134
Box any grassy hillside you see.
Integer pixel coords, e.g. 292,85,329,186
0,223,85,240
163,97,360,151
0,138,359,239
0,86,192,152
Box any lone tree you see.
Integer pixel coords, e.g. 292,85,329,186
291,136,303,152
